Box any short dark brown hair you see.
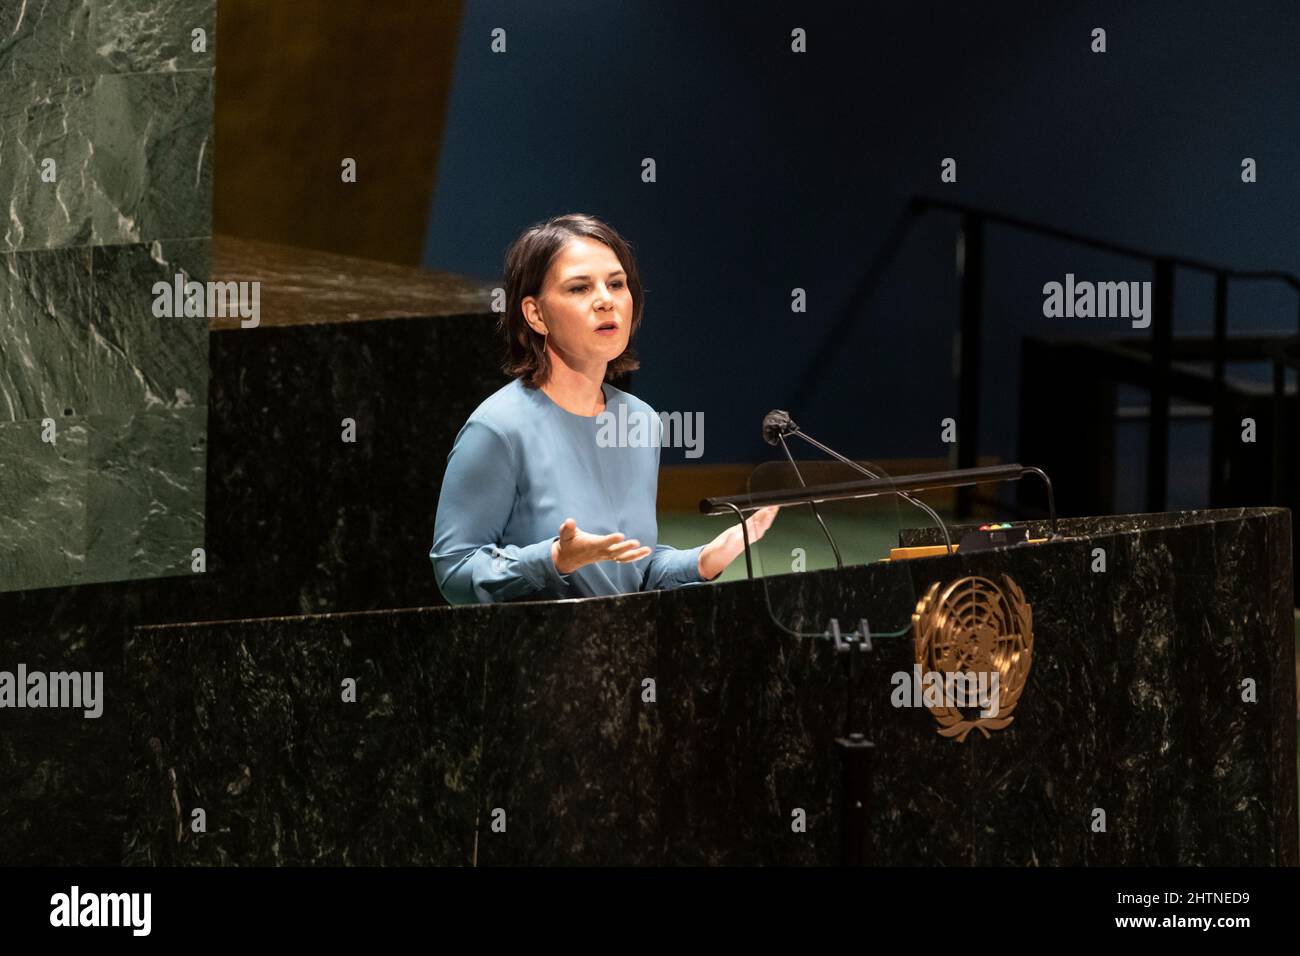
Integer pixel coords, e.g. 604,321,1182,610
500,213,643,388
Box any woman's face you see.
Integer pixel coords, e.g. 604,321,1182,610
523,237,633,373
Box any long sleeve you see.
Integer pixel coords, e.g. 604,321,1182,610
641,542,707,591
430,419,572,605
638,417,707,592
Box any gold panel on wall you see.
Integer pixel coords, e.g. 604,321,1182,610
214,0,464,265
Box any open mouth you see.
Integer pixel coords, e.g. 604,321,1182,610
595,321,619,333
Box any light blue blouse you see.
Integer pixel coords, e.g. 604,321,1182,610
430,377,706,604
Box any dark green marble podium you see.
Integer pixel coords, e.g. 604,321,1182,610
123,507,1296,865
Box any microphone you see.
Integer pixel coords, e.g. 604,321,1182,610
759,410,954,555
760,410,844,571
762,409,797,446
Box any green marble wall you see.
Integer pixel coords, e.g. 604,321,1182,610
0,0,214,592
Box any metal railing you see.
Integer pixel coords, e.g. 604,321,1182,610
794,196,1300,515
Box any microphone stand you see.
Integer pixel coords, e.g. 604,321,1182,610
829,618,874,866
779,425,954,554
775,435,844,571
759,410,951,867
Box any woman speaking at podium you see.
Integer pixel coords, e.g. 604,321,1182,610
430,213,778,605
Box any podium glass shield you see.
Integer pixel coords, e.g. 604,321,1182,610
745,458,924,641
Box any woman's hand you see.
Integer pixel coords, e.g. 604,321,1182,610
551,517,654,575
698,505,781,581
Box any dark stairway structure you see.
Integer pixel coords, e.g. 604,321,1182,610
792,197,1300,594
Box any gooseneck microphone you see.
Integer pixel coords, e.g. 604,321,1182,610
762,410,844,570
761,410,954,555
761,409,797,447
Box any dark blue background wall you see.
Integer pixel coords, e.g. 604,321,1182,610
422,0,1300,508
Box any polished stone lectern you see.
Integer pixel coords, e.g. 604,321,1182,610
125,507,1296,865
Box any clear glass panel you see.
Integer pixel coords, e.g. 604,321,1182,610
743,458,926,641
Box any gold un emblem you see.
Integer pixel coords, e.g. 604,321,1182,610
911,575,1034,741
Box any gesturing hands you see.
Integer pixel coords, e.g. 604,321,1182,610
698,505,781,581
548,506,782,582
551,517,653,575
